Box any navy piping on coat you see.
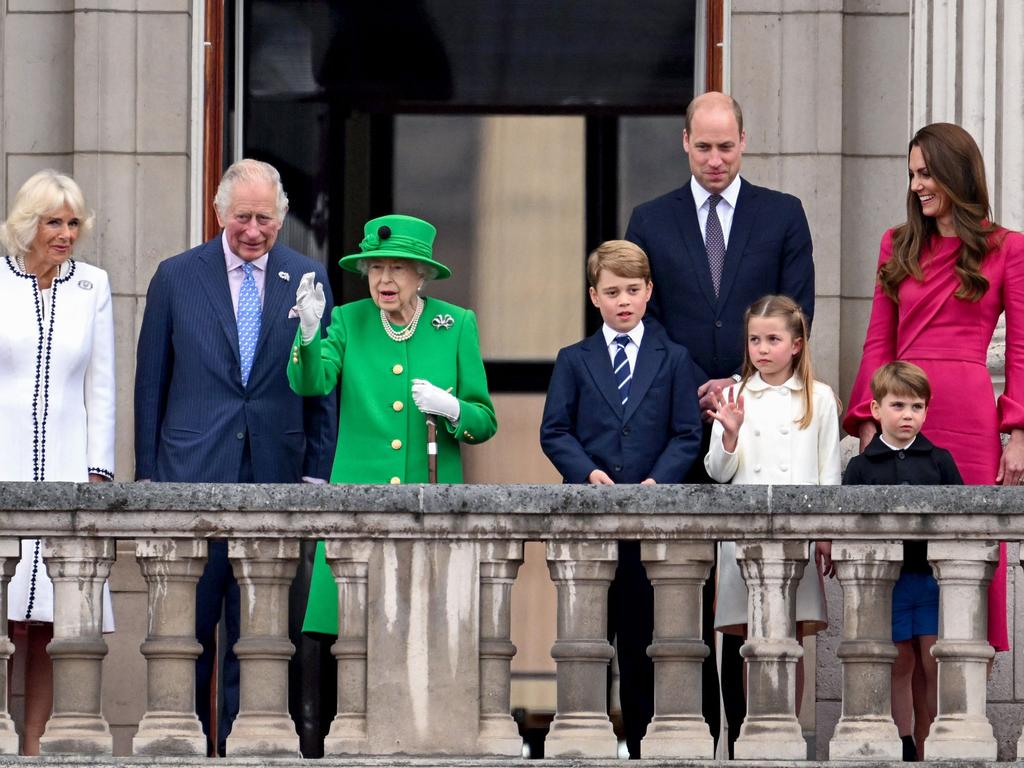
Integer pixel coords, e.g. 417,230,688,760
5,256,78,620
88,466,114,479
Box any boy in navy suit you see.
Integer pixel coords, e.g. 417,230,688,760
540,240,702,757
843,361,962,761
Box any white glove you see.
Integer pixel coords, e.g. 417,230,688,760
294,272,326,343
411,379,460,423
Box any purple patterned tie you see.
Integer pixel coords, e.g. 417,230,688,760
706,194,726,296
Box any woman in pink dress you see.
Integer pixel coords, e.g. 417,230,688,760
845,122,1024,655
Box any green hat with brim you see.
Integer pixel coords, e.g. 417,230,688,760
338,214,451,280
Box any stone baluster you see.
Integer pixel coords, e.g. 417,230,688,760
640,541,714,759
323,540,373,756
477,540,524,755
544,540,618,757
38,537,116,755
926,540,997,760
225,539,300,757
733,540,807,760
828,540,902,760
0,540,20,754
132,538,208,755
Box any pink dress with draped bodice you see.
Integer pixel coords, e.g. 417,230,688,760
845,227,1024,651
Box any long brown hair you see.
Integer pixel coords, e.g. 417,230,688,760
739,295,815,429
880,123,1001,302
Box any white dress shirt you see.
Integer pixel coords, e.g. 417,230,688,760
690,175,742,248
601,320,645,371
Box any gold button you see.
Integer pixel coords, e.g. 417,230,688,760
391,439,402,450
392,364,403,375
393,400,404,412
390,476,401,484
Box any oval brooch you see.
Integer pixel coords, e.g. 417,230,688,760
78,279,93,290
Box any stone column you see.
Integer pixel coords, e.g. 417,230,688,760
225,539,300,757
38,537,115,755
926,540,997,760
132,538,208,755
733,540,807,760
477,540,524,755
322,540,373,756
544,540,618,758
639,541,714,759
828,541,902,761
0,540,21,754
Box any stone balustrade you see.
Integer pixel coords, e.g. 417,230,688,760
0,481,1018,762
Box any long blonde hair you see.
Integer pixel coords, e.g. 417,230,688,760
739,295,815,429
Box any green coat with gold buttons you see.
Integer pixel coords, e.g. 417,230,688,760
288,296,497,634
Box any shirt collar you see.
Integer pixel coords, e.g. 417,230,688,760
742,371,803,392
222,231,269,273
690,174,742,212
879,434,918,451
602,320,644,349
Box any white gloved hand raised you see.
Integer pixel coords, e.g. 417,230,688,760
411,378,460,423
294,272,326,343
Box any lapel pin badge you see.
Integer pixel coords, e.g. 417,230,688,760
432,313,455,330
78,279,93,290
278,271,290,281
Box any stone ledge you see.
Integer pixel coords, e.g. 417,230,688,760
0,482,1020,540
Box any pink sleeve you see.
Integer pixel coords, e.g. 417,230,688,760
842,230,899,437
998,231,1024,432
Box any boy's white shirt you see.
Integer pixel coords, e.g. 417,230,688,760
704,372,843,486
601,319,644,371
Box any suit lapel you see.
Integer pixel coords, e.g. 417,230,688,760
581,331,624,418
196,238,241,370
717,178,757,309
672,184,719,311
253,247,291,365
623,331,665,423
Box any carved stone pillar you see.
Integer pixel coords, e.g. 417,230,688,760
0,540,21,754
38,537,115,755
544,540,618,757
132,538,208,755
322,540,373,756
477,540,524,755
733,540,806,760
639,541,714,759
225,539,300,757
828,540,902,760
926,540,997,761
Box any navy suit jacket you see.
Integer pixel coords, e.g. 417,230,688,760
540,323,702,484
134,236,337,482
624,177,814,381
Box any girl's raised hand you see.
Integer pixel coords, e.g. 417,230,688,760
708,387,744,452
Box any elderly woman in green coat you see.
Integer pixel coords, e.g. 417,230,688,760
289,213,497,634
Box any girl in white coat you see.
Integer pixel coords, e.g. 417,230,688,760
704,294,842,709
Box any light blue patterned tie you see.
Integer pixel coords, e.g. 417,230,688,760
237,262,261,386
613,335,632,406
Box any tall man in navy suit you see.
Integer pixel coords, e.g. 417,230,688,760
625,91,815,753
134,159,336,755
540,240,702,758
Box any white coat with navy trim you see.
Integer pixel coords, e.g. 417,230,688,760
0,256,115,628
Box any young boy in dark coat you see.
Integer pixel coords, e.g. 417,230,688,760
843,361,962,762
540,240,702,757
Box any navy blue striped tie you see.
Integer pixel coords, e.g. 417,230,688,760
613,335,632,406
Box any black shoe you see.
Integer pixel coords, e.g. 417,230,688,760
901,734,917,762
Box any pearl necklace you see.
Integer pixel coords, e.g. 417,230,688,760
381,297,424,342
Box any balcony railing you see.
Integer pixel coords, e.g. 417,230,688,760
0,482,1015,761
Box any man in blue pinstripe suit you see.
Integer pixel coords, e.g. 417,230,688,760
134,159,336,755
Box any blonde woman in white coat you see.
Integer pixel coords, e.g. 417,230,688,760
705,294,841,716
0,170,115,754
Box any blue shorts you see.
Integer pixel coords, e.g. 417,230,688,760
891,571,939,642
